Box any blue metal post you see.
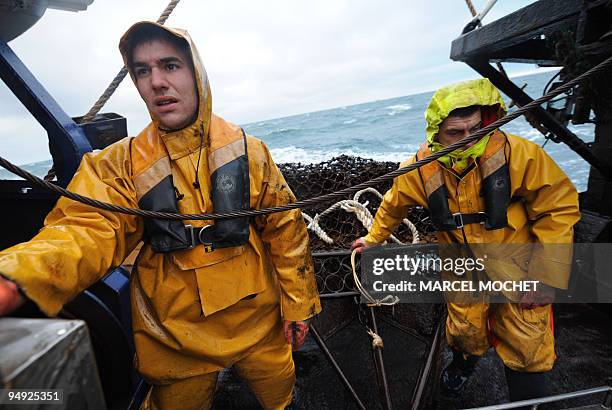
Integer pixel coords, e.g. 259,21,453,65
0,39,92,186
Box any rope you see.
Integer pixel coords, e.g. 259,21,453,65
467,0,498,25
80,0,182,123
305,199,379,244
464,0,478,17
156,0,182,25
350,249,400,307
303,188,419,245
353,188,420,243
2,55,612,220
367,329,384,349
302,212,333,244
80,67,129,124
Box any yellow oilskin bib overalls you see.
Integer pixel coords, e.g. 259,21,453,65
365,79,579,372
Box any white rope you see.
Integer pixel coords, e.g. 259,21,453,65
302,213,334,244
305,193,404,309
302,187,420,245
350,249,399,307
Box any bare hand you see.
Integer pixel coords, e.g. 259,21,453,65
520,282,556,309
350,237,369,254
283,320,310,351
0,276,25,316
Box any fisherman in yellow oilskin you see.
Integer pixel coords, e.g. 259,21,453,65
351,78,580,403
0,22,321,409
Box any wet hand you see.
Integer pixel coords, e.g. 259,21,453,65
0,276,24,316
350,237,369,254
283,320,310,351
520,282,556,309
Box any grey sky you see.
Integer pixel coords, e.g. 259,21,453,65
1,0,544,164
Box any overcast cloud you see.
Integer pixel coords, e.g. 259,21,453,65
0,0,543,164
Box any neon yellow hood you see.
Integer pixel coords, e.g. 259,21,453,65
425,78,506,171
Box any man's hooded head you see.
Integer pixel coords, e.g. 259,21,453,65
424,78,506,171
119,22,212,134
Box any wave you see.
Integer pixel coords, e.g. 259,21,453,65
385,104,412,116
275,150,585,192
270,146,414,165
275,127,299,133
385,104,412,111
521,129,544,142
0,159,53,180
343,119,357,125
259,127,301,138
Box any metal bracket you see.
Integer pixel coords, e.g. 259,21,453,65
466,59,612,179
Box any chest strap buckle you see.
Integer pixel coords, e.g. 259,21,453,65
452,212,486,229
185,224,214,250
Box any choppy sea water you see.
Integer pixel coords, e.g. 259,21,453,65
1,71,594,191
243,70,593,192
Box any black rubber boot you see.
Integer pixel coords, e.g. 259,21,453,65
440,349,479,396
504,366,548,406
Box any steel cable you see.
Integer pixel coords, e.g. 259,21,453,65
2,56,612,221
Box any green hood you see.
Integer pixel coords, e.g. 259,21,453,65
425,78,506,143
424,78,506,171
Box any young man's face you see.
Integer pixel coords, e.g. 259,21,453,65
132,38,198,130
437,109,482,148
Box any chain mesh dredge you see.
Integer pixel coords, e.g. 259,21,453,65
278,155,436,295
279,155,436,251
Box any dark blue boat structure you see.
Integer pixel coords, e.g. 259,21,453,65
1,1,612,409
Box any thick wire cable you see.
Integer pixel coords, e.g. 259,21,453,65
2,56,612,221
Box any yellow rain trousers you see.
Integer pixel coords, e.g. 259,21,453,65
365,79,580,372
141,323,295,410
0,22,320,408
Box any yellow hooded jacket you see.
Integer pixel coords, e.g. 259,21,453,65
364,79,580,292
0,22,321,382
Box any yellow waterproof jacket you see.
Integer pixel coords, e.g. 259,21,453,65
365,79,580,293
0,22,321,382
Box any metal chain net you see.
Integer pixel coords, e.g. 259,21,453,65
279,155,437,295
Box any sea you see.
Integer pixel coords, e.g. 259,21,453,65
0,70,594,191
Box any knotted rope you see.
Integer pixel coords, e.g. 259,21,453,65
367,329,385,349
303,188,420,245
350,249,400,307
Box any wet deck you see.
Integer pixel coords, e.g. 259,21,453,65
211,303,612,409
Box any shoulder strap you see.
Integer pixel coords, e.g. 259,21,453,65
132,125,192,252
478,131,511,230
417,142,457,231
204,116,250,248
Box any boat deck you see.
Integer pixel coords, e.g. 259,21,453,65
209,303,612,409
